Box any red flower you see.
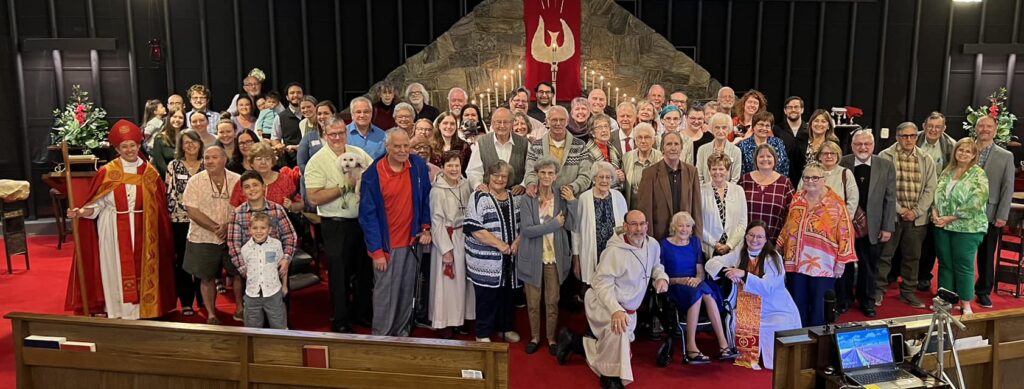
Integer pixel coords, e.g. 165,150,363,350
75,111,86,125
75,104,86,114
990,104,1000,118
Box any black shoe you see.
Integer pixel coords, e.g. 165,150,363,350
599,376,614,389
525,341,540,354
977,294,993,308
353,317,372,328
332,325,353,334
555,329,576,365
862,306,877,318
548,343,558,356
917,281,932,292
607,376,625,389
656,337,674,367
836,303,849,315
453,325,471,336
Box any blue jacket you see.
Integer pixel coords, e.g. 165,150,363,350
359,153,432,260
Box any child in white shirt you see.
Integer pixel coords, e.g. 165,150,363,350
237,212,288,329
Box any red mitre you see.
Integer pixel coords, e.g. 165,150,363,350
108,119,143,147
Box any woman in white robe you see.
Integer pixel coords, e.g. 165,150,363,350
705,220,801,370
572,161,628,285
428,151,476,334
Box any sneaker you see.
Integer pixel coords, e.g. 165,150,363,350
977,294,993,308
503,331,521,343
899,294,926,309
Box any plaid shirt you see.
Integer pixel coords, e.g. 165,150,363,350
739,173,795,243
227,200,298,273
895,148,923,212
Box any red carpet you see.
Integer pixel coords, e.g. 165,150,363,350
3,235,1024,388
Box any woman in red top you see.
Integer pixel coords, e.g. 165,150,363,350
230,141,303,211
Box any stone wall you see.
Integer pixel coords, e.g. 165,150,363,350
372,0,721,110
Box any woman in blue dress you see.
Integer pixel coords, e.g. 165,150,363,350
661,211,739,364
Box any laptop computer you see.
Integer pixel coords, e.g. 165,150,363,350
834,325,926,389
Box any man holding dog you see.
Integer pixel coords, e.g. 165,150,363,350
305,114,374,333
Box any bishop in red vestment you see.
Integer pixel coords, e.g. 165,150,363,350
65,120,177,319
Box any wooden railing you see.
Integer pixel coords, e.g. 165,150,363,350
8,312,508,389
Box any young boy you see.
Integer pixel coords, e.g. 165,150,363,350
227,171,298,324
238,212,288,329
255,92,281,140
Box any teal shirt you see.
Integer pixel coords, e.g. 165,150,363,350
255,109,278,138
934,165,989,234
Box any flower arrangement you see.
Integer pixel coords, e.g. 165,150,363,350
964,87,1016,146
52,84,109,151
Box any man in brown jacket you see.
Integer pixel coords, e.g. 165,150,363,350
635,131,703,241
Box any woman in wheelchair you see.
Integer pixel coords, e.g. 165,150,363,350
705,221,801,370
660,211,738,364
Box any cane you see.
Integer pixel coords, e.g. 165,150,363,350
407,244,424,336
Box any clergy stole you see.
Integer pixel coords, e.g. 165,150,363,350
734,256,764,369
86,158,164,317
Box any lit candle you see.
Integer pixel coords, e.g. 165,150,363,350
590,70,596,91
502,75,508,102
582,66,587,90
495,83,501,106
615,87,620,107
486,88,491,111
517,64,523,88
599,75,605,91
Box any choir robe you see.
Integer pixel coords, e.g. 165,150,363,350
65,157,176,319
583,233,668,385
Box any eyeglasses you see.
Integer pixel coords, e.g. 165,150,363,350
408,91,423,96
244,82,260,87
492,120,512,125
802,176,824,182
626,221,649,227
239,140,255,146
253,156,274,163
325,132,345,139
671,99,687,104
784,105,802,110
746,233,767,241
897,133,918,139
819,152,838,157
537,90,553,95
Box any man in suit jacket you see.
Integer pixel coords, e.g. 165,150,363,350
974,115,1016,308
876,122,936,309
523,106,592,196
838,130,897,317
609,102,637,156
915,111,956,290
272,82,305,167
635,132,703,240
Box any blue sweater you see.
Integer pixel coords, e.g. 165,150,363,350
359,153,432,259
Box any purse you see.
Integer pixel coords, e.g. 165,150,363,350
841,170,869,239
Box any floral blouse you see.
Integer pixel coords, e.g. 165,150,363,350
934,165,989,234
165,159,203,223
776,188,857,278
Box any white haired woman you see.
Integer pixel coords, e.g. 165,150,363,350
573,161,629,287
621,122,663,208
696,112,743,185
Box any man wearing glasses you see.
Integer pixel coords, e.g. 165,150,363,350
669,90,688,113
182,145,242,324
528,82,555,123
915,112,955,291
876,122,937,309
185,84,220,136
306,115,375,333
555,210,669,388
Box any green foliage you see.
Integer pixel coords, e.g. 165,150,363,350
52,85,109,152
963,87,1016,147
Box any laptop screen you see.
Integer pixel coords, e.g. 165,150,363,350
835,326,895,371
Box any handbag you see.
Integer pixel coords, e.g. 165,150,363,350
841,170,869,239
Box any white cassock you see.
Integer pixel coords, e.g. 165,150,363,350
81,158,143,319
705,250,802,369
583,233,668,385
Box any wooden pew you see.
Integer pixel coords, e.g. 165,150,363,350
772,307,1024,388
8,312,508,389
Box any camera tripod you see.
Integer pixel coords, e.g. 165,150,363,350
914,296,966,389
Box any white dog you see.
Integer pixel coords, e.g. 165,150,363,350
336,152,366,208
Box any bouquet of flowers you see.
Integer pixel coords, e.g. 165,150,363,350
52,84,109,151
964,87,1016,146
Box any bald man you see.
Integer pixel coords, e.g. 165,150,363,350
556,210,669,388
359,128,434,336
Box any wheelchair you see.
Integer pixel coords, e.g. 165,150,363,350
655,273,737,367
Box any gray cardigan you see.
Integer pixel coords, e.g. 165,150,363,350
516,194,579,288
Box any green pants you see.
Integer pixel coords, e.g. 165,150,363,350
934,228,985,301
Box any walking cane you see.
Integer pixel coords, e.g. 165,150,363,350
408,243,424,336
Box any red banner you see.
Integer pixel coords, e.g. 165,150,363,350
524,0,581,102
